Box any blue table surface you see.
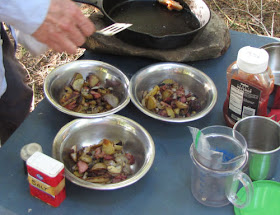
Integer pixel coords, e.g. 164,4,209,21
0,30,279,215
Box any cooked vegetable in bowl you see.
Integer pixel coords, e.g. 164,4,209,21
141,79,201,118
60,72,120,114
70,138,135,184
129,62,217,123
52,115,155,190
44,60,130,118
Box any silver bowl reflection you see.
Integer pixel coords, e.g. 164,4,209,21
52,114,155,190
261,42,280,86
44,60,130,118
129,62,217,123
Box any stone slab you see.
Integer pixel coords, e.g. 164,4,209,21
84,10,231,62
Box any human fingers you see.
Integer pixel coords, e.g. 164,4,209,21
32,0,95,53
74,11,96,37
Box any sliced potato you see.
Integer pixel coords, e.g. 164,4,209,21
87,74,99,87
86,176,111,183
107,165,122,174
174,108,180,115
162,89,173,100
79,153,92,163
60,92,79,107
147,85,160,97
81,87,93,99
91,162,107,171
166,107,175,118
175,100,188,109
72,78,84,92
72,73,83,81
147,96,157,110
102,139,115,155
73,171,83,177
64,86,73,94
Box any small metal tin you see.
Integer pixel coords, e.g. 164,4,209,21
20,143,43,174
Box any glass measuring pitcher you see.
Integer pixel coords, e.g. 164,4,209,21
189,126,254,208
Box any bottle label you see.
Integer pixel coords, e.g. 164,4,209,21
227,79,260,122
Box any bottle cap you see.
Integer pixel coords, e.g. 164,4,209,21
20,143,43,162
237,46,269,74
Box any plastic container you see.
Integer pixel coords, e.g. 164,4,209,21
234,180,280,215
189,126,253,208
223,46,274,127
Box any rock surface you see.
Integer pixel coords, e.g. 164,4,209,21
84,10,231,62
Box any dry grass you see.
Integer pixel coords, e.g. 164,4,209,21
16,0,280,111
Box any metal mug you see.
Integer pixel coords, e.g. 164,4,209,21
189,126,254,208
233,116,280,181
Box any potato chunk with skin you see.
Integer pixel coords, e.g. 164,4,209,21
87,74,100,87
146,96,157,110
102,139,115,155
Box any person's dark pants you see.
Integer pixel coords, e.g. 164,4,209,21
0,24,33,144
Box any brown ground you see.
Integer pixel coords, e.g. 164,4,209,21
15,0,280,110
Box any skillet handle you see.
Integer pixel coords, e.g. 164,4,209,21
72,0,103,10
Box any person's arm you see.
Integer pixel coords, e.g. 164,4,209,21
0,0,95,54
0,0,50,35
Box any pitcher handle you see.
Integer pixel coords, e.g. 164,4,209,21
227,171,254,208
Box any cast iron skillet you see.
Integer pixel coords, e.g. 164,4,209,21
74,0,211,49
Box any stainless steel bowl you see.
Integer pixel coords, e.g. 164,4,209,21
52,114,155,190
44,60,130,118
261,42,280,86
129,62,217,123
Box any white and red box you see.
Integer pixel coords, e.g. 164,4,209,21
26,151,66,207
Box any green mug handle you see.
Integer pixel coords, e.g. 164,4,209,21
249,154,270,180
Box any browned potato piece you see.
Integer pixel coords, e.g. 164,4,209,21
81,87,93,99
73,171,83,177
147,96,157,110
60,92,79,107
102,139,115,155
175,101,189,109
174,108,180,115
147,85,160,97
166,107,175,118
87,74,99,87
162,89,173,100
72,78,84,92
86,176,111,183
79,153,92,163
90,163,107,171
64,86,73,94
71,73,83,82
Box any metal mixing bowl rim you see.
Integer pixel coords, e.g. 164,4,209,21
44,60,131,118
52,114,155,190
129,62,218,123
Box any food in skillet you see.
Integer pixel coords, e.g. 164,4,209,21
70,139,135,184
141,79,201,118
59,72,119,113
158,0,183,11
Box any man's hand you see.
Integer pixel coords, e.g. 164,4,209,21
32,0,95,54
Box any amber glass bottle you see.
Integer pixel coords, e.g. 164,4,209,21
223,46,274,127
